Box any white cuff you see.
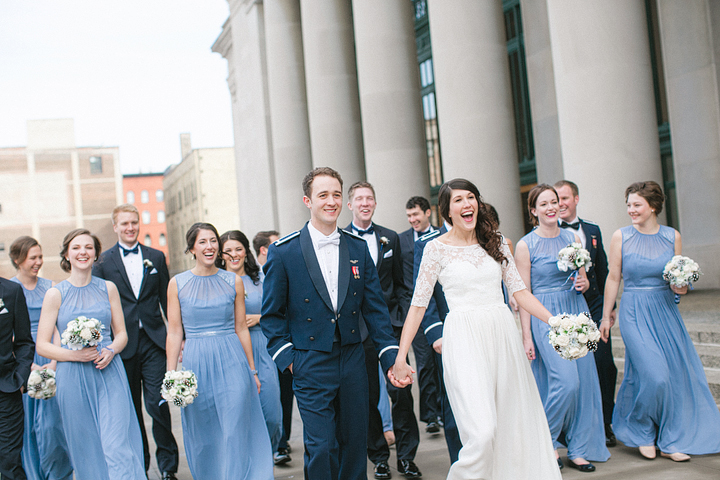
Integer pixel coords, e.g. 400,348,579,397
424,322,443,335
378,345,400,359
272,342,293,361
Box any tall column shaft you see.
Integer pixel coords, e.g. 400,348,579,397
428,0,524,243
264,0,314,233
352,0,429,231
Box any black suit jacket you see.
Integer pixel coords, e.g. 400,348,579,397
93,243,169,359
0,277,34,392
579,219,609,302
414,227,449,346
398,228,416,315
344,223,408,328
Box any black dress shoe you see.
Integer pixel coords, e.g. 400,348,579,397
274,447,291,465
425,421,440,434
397,460,422,478
557,457,564,470
568,460,596,472
374,461,392,479
605,424,617,447
162,473,178,480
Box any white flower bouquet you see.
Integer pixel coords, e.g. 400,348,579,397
663,255,701,304
557,243,592,272
547,312,601,360
60,316,104,350
27,367,56,399
161,370,198,407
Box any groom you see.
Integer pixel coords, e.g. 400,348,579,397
93,204,179,479
261,167,399,480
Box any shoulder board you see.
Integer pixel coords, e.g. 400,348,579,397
419,230,441,242
341,229,364,240
582,219,598,226
274,231,300,246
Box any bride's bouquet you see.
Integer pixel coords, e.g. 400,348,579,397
548,312,601,360
161,370,198,407
60,316,104,350
663,255,701,304
557,243,592,272
27,367,56,399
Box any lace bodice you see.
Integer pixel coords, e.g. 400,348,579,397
411,240,526,312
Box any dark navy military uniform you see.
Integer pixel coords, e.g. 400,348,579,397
261,224,398,480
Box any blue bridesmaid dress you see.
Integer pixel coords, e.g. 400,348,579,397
53,277,145,480
521,229,610,462
241,274,282,452
176,269,273,480
12,276,73,480
613,225,720,453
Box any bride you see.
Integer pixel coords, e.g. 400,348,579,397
390,179,561,479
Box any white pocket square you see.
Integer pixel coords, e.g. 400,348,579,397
150,268,158,274
0,308,8,314
383,249,393,258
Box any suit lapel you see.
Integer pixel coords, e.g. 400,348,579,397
300,227,335,313
337,233,350,311
137,245,151,298
111,244,133,293
374,224,384,271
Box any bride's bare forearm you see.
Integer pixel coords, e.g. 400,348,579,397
514,290,552,323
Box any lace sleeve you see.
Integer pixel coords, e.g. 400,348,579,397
501,242,526,296
410,240,442,309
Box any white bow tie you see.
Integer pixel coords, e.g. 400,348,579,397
317,231,341,249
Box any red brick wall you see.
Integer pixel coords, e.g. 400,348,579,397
123,174,168,259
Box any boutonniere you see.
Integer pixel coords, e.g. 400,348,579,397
143,259,154,269
380,237,389,246
591,236,597,248
352,266,360,279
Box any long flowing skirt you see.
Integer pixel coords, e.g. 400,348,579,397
249,325,283,452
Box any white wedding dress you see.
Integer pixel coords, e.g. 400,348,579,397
413,240,561,480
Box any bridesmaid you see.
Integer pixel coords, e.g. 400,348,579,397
10,236,73,480
599,181,720,461
166,223,273,480
219,230,282,452
516,184,610,472
35,229,145,479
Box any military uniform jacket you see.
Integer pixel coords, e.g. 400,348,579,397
261,224,399,374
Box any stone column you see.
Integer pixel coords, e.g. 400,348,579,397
300,0,365,226
264,0,314,233
655,0,720,288
352,0,429,231
427,0,524,243
528,0,663,234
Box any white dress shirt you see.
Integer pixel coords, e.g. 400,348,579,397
119,241,144,298
308,222,340,312
560,217,587,249
352,223,378,266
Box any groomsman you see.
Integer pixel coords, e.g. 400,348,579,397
261,168,399,480
93,204,179,479
253,230,280,267
0,277,33,480
345,182,420,479
555,180,618,447
399,196,442,434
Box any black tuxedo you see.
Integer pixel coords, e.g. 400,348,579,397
567,219,617,425
93,244,178,473
0,277,34,479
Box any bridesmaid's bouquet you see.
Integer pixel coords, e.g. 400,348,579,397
161,370,198,407
663,255,701,304
27,368,56,399
548,312,601,360
60,316,104,350
557,243,592,272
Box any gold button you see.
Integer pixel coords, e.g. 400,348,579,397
351,329,355,334
353,292,357,296
310,336,315,341
331,319,336,324
352,311,356,315
337,313,341,318
305,299,309,303
307,318,312,322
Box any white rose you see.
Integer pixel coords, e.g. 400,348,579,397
555,335,570,347
80,328,93,341
548,316,561,328
578,345,589,357
566,346,581,358
577,333,588,344
561,317,575,330
589,330,601,342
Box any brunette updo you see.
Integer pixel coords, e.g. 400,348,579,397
60,229,102,272
625,181,664,214
218,230,261,284
527,184,559,226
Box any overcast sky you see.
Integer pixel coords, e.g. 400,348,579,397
0,1,234,174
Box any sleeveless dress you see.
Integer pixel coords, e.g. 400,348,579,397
53,277,144,480
241,274,282,452
413,240,561,480
613,225,720,453
176,269,273,480
12,277,73,480
521,230,609,462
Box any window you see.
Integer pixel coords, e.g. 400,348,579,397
141,190,149,204
143,235,152,247
142,211,151,224
159,233,167,247
157,210,165,223
156,189,164,202
126,191,135,204
89,156,103,174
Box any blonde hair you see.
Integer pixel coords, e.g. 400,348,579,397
112,204,139,225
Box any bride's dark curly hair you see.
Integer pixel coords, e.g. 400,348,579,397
438,179,507,264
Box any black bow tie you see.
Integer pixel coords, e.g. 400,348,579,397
121,245,139,256
355,225,374,236
561,221,581,230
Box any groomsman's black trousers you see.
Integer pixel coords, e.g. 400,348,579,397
0,390,26,480
411,328,441,424
123,329,179,473
587,294,618,426
434,351,462,463
278,367,294,450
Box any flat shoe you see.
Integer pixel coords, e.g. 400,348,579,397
568,460,596,472
557,457,564,470
639,446,656,459
660,452,690,462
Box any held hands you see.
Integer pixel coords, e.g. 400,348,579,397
523,337,535,361
388,361,415,388
95,347,115,370
74,346,100,364
671,284,688,295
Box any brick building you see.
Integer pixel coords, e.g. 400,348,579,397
123,173,168,259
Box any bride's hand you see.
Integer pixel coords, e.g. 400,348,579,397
523,337,535,361
388,361,414,388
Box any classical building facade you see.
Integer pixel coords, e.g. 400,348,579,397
123,173,168,258
0,119,122,281
163,134,239,276
213,0,720,288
